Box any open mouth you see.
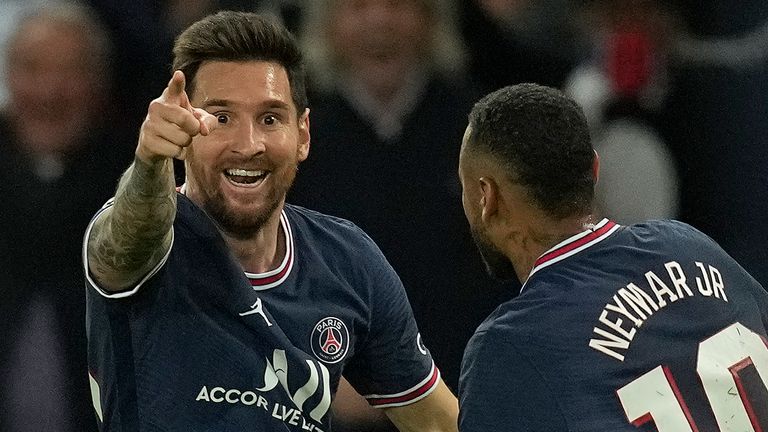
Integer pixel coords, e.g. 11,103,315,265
224,168,268,186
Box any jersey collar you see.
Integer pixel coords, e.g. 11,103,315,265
245,210,294,290
178,184,295,290
522,218,619,292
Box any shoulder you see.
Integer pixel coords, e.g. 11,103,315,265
463,313,531,384
617,219,728,255
283,204,387,262
468,299,538,349
284,204,371,242
623,219,709,240
460,312,568,430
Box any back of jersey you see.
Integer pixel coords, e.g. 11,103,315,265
460,219,768,431
587,221,768,431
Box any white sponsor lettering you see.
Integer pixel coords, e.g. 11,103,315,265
194,349,331,429
259,349,331,422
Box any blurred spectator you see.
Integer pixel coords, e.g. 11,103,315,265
0,0,51,107
567,0,768,285
84,0,221,141
290,1,509,429
252,0,304,32
459,0,584,93
0,3,131,431
565,0,680,224
661,0,768,287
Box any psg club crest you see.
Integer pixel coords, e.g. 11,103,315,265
310,317,350,364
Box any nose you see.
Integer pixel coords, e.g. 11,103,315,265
232,120,266,157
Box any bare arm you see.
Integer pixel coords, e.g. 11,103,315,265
384,379,459,432
86,71,217,291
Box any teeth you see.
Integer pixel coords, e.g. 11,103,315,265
226,169,265,177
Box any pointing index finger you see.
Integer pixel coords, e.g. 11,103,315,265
165,70,189,107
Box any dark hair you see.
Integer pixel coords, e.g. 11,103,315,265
173,11,307,113
466,83,595,219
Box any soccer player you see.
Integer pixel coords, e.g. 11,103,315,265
457,83,768,431
84,11,457,431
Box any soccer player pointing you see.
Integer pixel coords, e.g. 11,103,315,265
88,70,218,292
457,83,768,431
85,12,458,431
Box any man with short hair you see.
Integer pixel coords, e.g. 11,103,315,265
85,11,458,431
457,83,768,431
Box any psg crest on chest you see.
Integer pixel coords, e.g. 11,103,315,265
310,317,350,364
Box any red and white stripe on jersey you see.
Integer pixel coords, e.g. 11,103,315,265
180,183,296,290
364,362,440,408
245,210,294,290
523,218,620,292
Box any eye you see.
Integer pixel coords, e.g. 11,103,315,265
264,115,276,126
216,114,230,124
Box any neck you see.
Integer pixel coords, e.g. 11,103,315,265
222,212,285,274
511,214,596,282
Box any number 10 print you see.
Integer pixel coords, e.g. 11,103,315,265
617,322,768,431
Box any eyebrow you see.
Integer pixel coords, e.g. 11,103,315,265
199,98,231,109
200,98,292,111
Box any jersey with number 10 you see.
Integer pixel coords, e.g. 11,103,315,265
459,219,768,431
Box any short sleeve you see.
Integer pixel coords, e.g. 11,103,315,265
82,198,172,299
459,330,567,432
342,236,438,408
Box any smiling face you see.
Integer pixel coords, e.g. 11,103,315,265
184,60,310,239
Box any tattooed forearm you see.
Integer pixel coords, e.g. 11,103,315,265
87,157,177,291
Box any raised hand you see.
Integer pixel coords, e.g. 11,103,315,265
136,70,218,164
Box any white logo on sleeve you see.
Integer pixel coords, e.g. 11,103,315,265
239,297,273,327
417,333,428,355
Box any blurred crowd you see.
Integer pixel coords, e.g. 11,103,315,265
0,0,765,431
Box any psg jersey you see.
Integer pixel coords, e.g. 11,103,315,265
459,219,768,431
84,194,438,431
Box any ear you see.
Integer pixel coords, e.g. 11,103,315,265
297,108,311,162
478,176,499,224
592,149,600,186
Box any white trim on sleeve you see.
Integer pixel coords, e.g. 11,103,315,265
82,199,174,299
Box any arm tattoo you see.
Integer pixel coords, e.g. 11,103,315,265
87,157,177,290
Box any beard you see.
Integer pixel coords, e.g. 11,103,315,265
202,188,282,240
195,163,298,240
470,225,518,281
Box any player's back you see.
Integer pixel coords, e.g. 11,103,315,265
459,219,768,431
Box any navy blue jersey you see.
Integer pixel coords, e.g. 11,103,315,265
459,219,768,432
84,194,438,431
